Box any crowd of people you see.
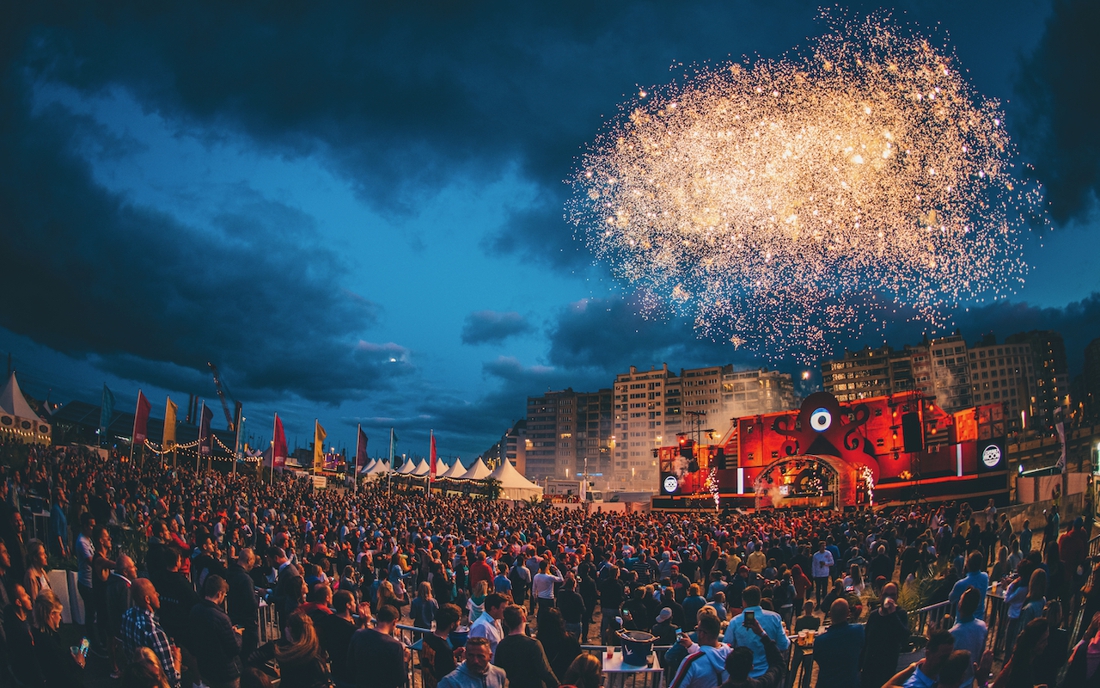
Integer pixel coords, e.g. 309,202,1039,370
0,442,1096,688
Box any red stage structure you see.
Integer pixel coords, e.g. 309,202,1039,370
653,391,1009,510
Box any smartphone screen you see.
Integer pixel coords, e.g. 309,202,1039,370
744,610,755,624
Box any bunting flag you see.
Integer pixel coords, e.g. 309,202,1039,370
163,397,177,450
429,430,437,483
198,403,213,456
356,426,368,473
99,384,115,432
132,391,151,446
313,420,327,473
273,414,287,468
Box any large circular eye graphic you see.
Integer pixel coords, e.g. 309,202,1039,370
810,408,832,432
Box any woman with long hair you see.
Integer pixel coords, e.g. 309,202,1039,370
32,590,85,687
993,617,1049,688
377,579,405,619
560,653,602,688
537,607,581,680
467,579,488,623
24,538,52,600
121,646,172,688
248,610,330,688
411,580,438,629
990,545,1010,582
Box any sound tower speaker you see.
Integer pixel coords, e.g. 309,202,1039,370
901,412,924,453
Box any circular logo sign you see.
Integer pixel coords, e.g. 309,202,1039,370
982,444,1002,468
663,475,679,494
810,408,832,432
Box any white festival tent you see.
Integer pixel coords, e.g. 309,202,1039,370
412,459,431,476
432,459,450,478
0,372,50,443
457,457,492,481
396,459,417,475
488,459,543,501
358,459,378,474
366,459,391,476
439,459,466,479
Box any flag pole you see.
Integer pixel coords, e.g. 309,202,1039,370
388,427,394,496
356,424,362,494
129,390,141,467
198,400,205,473
271,413,278,484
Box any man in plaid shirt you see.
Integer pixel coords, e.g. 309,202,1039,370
121,578,183,687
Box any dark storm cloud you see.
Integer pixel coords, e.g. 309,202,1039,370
545,294,754,374
1016,0,1100,224
0,88,410,403
10,1,816,250
460,311,534,346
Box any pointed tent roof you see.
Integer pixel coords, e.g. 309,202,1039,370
432,459,450,478
413,459,431,476
458,457,492,481
359,459,378,474
396,459,417,474
489,459,541,489
0,373,41,420
440,459,466,479
367,459,391,475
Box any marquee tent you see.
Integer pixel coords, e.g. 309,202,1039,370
396,459,417,475
439,459,466,479
432,459,450,478
0,372,50,444
457,457,492,481
412,459,431,476
488,459,543,501
367,459,391,476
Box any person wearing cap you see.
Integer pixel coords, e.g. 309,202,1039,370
651,607,679,646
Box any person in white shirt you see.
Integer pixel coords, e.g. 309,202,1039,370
468,592,507,659
531,559,564,627
811,542,834,606
670,613,731,688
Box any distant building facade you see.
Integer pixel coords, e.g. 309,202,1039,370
524,389,612,484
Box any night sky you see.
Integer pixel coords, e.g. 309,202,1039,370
2,1,1099,460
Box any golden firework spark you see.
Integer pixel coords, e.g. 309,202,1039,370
571,12,1039,360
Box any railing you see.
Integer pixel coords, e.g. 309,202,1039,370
1090,533,1100,559
911,600,956,637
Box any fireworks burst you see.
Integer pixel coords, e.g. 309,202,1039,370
571,11,1040,360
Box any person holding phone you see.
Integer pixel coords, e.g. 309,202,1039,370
722,587,789,680
32,590,85,688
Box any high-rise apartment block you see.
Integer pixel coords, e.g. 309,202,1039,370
822,330,1068,430
610,364,800,492
612,364,683,491
720,368,798,420
523,389,612,484
1006,330,1070,428
967,335,1033,427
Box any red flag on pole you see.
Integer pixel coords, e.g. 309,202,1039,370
429,430,437,483
273,414,288,468
132,391,151,446
356,427,368,472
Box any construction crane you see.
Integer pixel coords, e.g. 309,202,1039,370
207,362,242,432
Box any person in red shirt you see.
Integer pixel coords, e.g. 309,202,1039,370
469,551,495,592
1058,518,1088,587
